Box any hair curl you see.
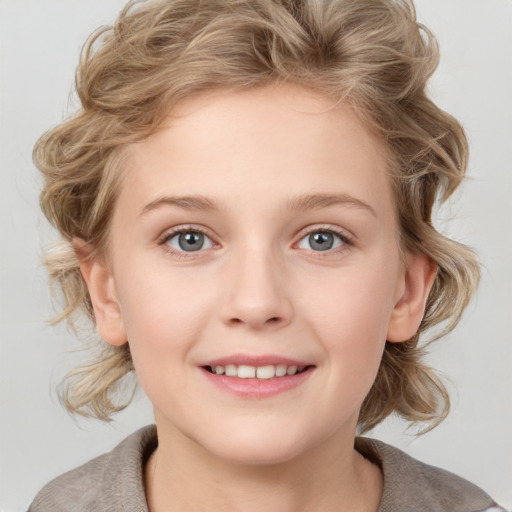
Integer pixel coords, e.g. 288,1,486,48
35,0,479,430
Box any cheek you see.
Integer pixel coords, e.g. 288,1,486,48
117,260,210,331
306,268,397,337
114,268,214,378
299,259,399,374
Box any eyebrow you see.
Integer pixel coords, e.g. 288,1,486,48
140,193,376,216
287,193,377,216
140,195,222,215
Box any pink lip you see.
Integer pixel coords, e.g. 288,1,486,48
198,354,315,399
200,354,312,367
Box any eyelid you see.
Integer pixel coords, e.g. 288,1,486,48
157,224,219,254
292,224,356,261
156,223,355,258
294,224,355,245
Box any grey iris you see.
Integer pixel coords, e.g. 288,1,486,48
179,232,204,251
309,232,334,251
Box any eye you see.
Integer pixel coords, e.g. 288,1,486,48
297,230,347,252
164,230,214,252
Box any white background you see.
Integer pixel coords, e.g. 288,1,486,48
0,1,511,510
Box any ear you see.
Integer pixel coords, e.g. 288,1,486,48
73,238,127,346
386,252,437,343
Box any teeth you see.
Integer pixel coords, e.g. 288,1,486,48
225,364,237,377
275,365,287,377
256,365,274,379
209,364,307,379
238,365,256,378
286,365,298,375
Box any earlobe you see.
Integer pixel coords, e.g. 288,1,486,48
386,253,437,343
73,238,127,347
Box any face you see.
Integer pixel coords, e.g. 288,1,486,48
88,85,428,465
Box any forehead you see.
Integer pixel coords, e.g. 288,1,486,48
117,85,393,221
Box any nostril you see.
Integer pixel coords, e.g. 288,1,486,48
228,316,282,327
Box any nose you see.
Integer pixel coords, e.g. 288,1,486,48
220,246,293,331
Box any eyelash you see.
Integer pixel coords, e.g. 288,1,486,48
157,224,354,259
295,225,354,258
158,225,214,260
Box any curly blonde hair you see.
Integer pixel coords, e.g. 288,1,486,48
35,0,479,430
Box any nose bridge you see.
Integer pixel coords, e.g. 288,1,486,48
221,237,292,330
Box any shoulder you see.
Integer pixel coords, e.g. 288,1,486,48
29,425,157,512
356,437,507,512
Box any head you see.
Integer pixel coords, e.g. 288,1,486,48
36,0,479,434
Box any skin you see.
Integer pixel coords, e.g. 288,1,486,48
79,84,436,512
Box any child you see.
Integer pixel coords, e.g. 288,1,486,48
28,0,507,510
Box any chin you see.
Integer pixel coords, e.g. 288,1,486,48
214,441,306,466
197,423,317,466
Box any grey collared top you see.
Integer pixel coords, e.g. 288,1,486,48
29,425,506,512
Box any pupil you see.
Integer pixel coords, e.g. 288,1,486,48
179,232,204,251
309,232,333,251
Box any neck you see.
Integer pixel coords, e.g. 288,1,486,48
145,422,382,512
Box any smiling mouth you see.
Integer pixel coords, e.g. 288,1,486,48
204,364,312,379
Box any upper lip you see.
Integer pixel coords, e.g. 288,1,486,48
200,354,314,367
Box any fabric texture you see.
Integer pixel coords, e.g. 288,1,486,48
29,425,506,512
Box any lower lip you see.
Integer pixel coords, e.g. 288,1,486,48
200,367,314,398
